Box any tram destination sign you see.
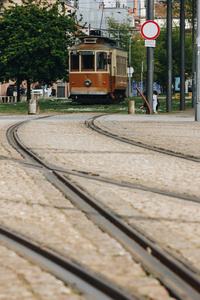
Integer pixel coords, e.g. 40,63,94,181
80,51,95,55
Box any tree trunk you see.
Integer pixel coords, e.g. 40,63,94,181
27,78,31,101
17,79,20,102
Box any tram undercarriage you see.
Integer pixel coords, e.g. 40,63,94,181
71,91,126,104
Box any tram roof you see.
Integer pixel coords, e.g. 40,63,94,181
70,35,126,51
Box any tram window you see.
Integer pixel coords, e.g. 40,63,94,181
117,56,126,75
82,54,94,71
71,54,79,71
97,52,107,70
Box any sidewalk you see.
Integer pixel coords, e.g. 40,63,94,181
101,108,195,122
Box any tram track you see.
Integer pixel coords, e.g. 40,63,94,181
4,117,200,299
5,118,141,300
58,168,200,204
8,116,200,205
86,115,200,163
3,145,199,205
0,224,136,300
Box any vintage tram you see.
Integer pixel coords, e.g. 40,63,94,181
69,34,127,103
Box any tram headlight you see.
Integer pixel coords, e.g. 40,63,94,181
84,79,91,87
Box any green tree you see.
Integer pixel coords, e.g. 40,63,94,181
105,11,194,92
130,34,146,82
162,0,197,26
154,24,193,89
106,15,130,44
153,29,167,88
0,0,77,100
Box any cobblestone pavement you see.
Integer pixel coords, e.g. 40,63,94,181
0,244,81,300
0,111,199,299
0,117,83,299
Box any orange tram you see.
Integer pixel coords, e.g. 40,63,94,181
69,33,127,104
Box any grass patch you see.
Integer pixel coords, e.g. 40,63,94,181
0,95,193,115
0,102,29,114
133,94,193,114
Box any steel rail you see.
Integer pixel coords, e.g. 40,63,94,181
0,225,136,300
7,119,200,205
50,171,200,298
86,116,200,163
50,167,200,204
6,119,200,300
5,120,142,300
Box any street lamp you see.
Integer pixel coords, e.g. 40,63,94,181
128,32,132,97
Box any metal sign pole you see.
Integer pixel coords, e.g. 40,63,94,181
146,0,154,114
192,0,195,108
128,33,132,97
196,0,200,121
166,0,172,112
141,21,160,114
180,0,185,110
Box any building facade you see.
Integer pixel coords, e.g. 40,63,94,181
76,0,135,36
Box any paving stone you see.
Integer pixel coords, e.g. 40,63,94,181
0,113,197,299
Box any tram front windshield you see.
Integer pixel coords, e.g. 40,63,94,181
82,55,94,70
71,51,107,72
71,53,79,71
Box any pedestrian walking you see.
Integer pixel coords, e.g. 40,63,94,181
153,90,158,114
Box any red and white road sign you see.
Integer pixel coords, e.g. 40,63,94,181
141,21,160,40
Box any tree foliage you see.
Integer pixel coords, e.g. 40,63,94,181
154,24,193,89
106,16,146,82
130,35,146,82
106,15,130,44
107,14,194,90
162,0,197,26
0,0,77,99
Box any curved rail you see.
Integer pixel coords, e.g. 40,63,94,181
6,118,200,300
87,116,200,163
0,224,135,300
53,167,200,204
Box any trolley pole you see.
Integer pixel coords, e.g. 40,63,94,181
146,0,154,114
196,0,200,121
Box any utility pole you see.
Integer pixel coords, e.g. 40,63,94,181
196,0,200,121
192,0,195,108
180,0,185,110
166,0,172,112
100,3,104,31
128,33,132,97
146,0,154,114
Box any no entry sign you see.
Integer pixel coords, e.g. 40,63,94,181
141,21,160,40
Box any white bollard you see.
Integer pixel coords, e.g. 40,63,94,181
28,98,36,114
128,101,135,114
